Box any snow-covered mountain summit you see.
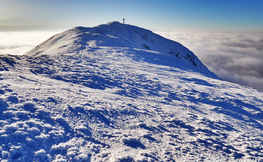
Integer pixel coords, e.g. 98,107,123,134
1,22,263,161
25,21,215,77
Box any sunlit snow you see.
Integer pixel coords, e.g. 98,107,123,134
0,22,262,161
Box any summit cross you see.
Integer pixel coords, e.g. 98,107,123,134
123,18,125,24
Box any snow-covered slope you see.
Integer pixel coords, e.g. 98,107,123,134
1,22,263,161
25,21,216,78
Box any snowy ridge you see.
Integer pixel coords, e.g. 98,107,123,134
0,22,263,161
25,21,216,78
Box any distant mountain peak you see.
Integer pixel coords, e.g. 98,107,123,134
25,22,217,77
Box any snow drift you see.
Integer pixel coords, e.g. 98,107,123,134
0,22,263,161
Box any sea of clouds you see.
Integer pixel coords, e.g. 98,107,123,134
0,31,262,91
0,32,57,55
156,31,263,91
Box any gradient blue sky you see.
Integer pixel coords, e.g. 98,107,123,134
0,0,262,32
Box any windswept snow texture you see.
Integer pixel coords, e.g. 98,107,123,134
0,22,263,161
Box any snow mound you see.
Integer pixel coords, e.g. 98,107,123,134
25,21,216,77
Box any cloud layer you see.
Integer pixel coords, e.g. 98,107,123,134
155,31,263,91
0,31,263,91
0,32,57,55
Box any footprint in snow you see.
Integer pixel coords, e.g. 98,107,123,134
122,138,145,149
7,96,19,104
22,102,37,112
0,89,5,94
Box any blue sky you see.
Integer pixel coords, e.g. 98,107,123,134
0,0,262,32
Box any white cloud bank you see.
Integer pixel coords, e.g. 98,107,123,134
0,31,263,91
155,31,263,91
0,32,57,55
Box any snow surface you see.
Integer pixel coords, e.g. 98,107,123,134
0,21,263,161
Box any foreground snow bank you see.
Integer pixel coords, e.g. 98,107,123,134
1,48,263,161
